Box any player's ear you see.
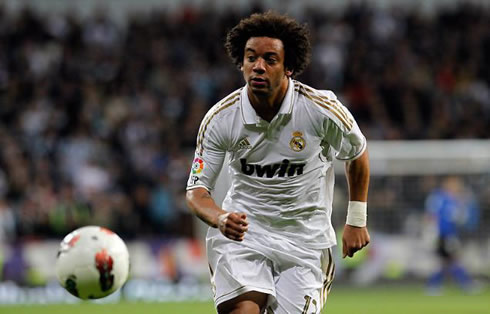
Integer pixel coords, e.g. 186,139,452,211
285,68,293,77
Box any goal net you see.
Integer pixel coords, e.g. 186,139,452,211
331,140,490,281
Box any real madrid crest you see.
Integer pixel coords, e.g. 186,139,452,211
289,131,306,152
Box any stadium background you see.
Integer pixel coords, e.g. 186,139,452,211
0,0,489,312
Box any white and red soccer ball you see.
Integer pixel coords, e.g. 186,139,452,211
55,226,130,299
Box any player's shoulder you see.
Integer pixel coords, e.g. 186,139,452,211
196,88,242,150
294,80,340,104
294,80,354,130
203,88,242,122
202,88,242,129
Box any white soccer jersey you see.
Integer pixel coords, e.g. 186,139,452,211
187,78,366,248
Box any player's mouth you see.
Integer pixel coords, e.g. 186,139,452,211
250,77,268,87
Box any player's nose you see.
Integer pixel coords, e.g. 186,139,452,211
253,58,266,72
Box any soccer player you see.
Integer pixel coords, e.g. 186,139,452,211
425,176,480,295
186,11,370,314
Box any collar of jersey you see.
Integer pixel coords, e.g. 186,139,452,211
240,77,295,127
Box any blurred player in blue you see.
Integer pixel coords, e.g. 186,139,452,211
425,175,480,295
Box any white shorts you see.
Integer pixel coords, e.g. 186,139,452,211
206,228,336,314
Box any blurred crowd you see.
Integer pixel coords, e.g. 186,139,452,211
0,2,488,241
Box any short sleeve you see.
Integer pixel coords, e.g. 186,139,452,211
320,94,366,161
186,118,227,191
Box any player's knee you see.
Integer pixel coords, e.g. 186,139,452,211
218,300,261,314
217,291,268,314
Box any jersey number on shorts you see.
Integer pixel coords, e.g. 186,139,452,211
302,295,318,314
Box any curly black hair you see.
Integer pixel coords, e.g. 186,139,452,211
225,11,311,77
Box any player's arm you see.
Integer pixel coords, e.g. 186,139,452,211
186,187,248,241
186,105,248,241
342,149,370,258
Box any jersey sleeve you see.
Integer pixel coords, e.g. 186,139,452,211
186,114,227,192
319,91,367,161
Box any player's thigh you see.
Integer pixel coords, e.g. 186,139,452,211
269,248,335,314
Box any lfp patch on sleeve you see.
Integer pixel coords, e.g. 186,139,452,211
192,157,205,175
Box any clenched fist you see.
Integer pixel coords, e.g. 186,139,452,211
218,212,249,241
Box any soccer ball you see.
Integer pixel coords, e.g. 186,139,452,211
55,226,130,300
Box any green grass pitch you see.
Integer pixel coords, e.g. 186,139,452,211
1,285,488,314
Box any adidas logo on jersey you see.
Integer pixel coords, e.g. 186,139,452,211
240,159,305,178
236,137,252,150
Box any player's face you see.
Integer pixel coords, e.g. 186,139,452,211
242,37,292,97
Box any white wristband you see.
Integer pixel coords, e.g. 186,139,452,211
346,201,367,227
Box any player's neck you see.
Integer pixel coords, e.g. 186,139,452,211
248,78,289,122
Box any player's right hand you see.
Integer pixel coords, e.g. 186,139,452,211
217,212,248,241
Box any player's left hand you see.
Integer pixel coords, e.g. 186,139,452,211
342,224,370,258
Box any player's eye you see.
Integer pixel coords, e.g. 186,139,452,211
247,56,256,62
